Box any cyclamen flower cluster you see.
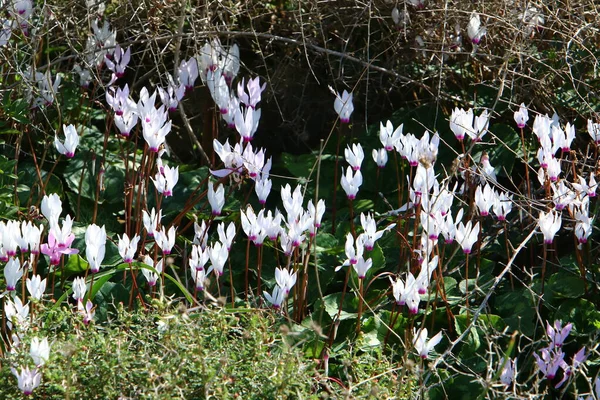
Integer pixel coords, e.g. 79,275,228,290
88,19,117,65
106,84,137,136
188,221,235,291
0,199,65,398
511,103,595,247
0,1,34,45
376,122,441,173
212,138,273,202
240,183,325,257
138,88,173,152
197,39,263,141
533,320,587,389
449,107,490,142
105,83,180,192
474,183,514,220
533,113,575,183
152,162,179,197
336,213,395,279
24,68,62,109
569,190,594,247
178,57,199,93
367,114,489,313
389,256,438,314
142,255,163,287
5,295,50,395
233,77,266,141
71,277,95,325
41,218,79,267
159,80,186,113
197,38,240,84
264,267,298,309
0,219,43,261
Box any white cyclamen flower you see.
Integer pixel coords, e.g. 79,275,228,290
54,124,80,158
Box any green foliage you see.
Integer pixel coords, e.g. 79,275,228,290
0,0,599,398
0,305,409,399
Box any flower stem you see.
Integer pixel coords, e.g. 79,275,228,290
541,242,547,294
349,198,356,238
331,124,344,235
228,257,235,308
256,245,263,302
503,221,514,289
519,127,531,200
244,239,250,300
465,252,470,321
356,277,364,333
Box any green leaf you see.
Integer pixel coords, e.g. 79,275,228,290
430,373,485,400
0,128,22,135
494,288,536,336
315,232,338,251
65,192,123,234
353,199,375,214
366,243,386,278
358,316,382,351
95,281,131,315
546,273,586,300
554,299,600,335
280,152,318,179
488,123,522,177
454,314,481,354
61,254,89,278
163,271,195,304
90,273,116,300
319,292,357,321
478,314,506,331
64,156,125,205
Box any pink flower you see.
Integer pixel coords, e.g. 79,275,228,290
499,357,516,387
547,320,572,349
41,232,79,266
11,366,41,396
78,299,95,325
237,77,266,109
104,45,131,78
